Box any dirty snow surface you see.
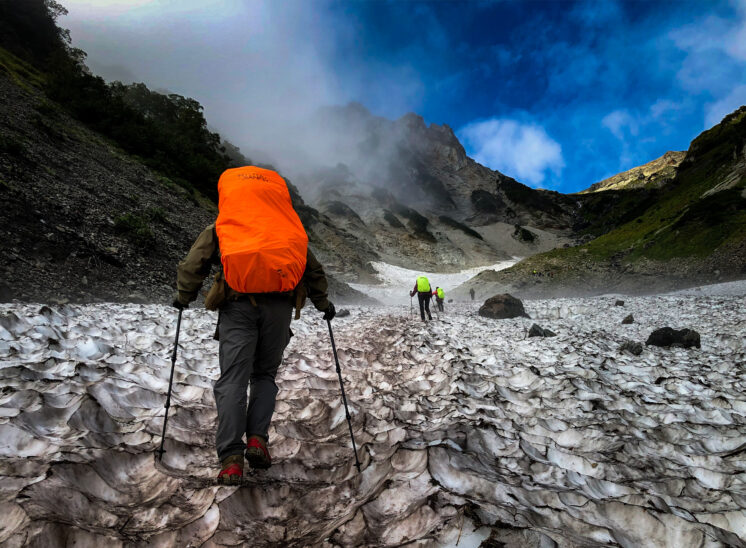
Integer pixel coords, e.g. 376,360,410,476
0,288,745,547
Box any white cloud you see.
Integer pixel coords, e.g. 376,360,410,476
649,99,681,120
602,109,639,140
727,0,746,60
669,11,746,94
705,84,746,128
457,118,564,186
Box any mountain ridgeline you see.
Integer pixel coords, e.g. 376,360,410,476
458,107,746,298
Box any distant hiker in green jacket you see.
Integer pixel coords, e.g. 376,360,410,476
433,286,445,312
410,276,433,321
173,166,335,485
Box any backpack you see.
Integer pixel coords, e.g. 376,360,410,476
215,166,308,293
437,288,444,299
416,276,430,292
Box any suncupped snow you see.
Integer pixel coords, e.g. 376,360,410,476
0,285,744,547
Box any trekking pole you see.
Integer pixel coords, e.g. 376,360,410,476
158,308,182,461
327,318,362,473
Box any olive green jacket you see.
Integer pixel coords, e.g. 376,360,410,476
176,224,330,314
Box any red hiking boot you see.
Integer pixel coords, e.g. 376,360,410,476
246,435,271,469
217,454,243,485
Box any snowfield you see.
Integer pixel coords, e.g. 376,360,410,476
349,260,519,305
0,284,744,547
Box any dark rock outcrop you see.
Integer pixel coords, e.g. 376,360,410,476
646,328,701,349
528,324,556,337
622,314,634,324
479,294,530,319
513,225,537,243
615,300,625,307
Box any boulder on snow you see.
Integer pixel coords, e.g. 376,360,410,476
528,324,556,337
620,340,643,355
646,327,701,349
479,294,530,319
337,309,351,318
615,300,625,307
622,314,634,324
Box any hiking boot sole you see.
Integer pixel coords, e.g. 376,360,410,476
216,473,242,485
246,446,271,469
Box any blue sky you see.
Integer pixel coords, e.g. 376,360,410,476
60,0,746,192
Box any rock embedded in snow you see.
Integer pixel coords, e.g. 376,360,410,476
622,313,634,324
337,309,351,318
528,324,556,338
619,340,643,355
646,327,702,348
478,293,530,319
615,300,625,306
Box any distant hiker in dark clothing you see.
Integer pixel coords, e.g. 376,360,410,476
174,166,335,485
410,276,433,321
434,286,445,312
469,288,475,301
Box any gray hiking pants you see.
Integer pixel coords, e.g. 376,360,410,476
214,296,292,461
417,292,432,320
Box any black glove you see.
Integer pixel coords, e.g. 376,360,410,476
172,297,188,310
323,302,336,321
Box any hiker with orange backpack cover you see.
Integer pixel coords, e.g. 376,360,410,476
173,166,335,485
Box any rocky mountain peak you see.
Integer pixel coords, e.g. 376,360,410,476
580,150,686,194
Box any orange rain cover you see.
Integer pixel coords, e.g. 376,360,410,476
215,166,308,293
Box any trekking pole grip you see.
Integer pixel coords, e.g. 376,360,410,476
327,318,362,473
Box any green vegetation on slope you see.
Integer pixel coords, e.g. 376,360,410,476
0,0,240,202
583,107,746,261
517,106,746,271
0,47,45,90
573,187,660,237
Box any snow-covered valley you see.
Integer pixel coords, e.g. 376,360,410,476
349,260,519,305
0,285,744,547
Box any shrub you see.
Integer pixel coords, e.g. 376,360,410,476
0,134,27,157
114,213,155,248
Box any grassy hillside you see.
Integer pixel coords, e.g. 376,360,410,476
458,107,746,298
581,107,746,262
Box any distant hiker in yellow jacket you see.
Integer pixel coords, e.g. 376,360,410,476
433,286,445,312
409,276,433,321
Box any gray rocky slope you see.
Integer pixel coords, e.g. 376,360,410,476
0,292,744,547
288,105,579,274
579,151,686,194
